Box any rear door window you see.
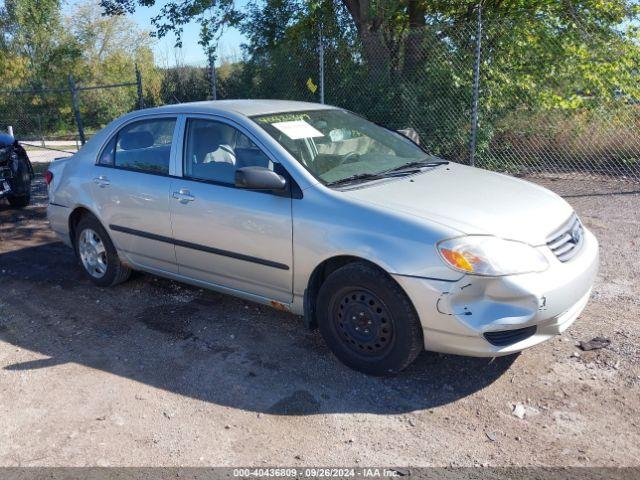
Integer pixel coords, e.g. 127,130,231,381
102,118,176,175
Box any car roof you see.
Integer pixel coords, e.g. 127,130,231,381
135,99,337,118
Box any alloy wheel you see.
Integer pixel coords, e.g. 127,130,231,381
78,228,108,278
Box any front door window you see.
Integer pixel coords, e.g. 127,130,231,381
183,119,273,184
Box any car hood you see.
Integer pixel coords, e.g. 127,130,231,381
342,162,574,245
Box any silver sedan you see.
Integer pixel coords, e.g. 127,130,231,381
46,100,599,375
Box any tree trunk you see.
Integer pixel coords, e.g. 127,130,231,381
402,0,427,77
360,30,391,80
341,0,390,79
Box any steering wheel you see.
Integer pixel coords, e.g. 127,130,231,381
339,152,361,165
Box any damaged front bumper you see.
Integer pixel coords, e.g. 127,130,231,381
0,136,33,199
0,153,15,197
0,176,12,196
393,228,599,357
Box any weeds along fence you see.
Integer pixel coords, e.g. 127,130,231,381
1,13,639,183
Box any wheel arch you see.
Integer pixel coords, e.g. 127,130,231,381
68,205,102,248
303,255,411,330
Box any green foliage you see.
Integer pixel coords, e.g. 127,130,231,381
2,0,639,176
473,12,640,171
0,50,28,89
213,0,640,170
1,0,81,85
0,0,156,137
157,65,211,104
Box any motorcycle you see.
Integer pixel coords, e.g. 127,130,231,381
0,132,34,208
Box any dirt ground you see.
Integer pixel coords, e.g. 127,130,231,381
0,173,639,467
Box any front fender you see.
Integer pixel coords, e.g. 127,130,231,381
292,186,463,299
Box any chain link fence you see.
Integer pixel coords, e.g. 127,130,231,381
0,70,142,160
222,15,640,182
1,14,638,182
0,89,78,144
210,15,639,182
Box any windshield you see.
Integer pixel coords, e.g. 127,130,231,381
252,109,433,186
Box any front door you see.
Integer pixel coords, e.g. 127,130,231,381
91,116,179,274
169,117,293,303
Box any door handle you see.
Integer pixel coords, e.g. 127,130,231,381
93,175,110,188
172,189,195,204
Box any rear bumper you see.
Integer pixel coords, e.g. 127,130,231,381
393,228,599,357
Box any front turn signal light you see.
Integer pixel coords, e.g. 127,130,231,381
437,235,549,276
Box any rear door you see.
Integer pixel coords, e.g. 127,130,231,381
168,115,293,303
91,116,180,274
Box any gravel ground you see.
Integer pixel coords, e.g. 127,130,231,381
0,173,639,467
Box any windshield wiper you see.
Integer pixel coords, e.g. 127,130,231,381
325,159,448,187
325,172,388,187
382,159,449,174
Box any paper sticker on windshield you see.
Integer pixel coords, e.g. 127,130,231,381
272,120,324,140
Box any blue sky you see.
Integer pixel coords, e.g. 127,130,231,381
128,1,249,66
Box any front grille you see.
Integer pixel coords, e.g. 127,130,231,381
546,214,584,262
484,325,537,347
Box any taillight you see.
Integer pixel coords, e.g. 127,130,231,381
44,170,53,185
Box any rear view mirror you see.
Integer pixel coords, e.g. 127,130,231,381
329,128,352,142
235,166,286,191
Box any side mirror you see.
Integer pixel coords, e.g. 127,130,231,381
235,166,287,191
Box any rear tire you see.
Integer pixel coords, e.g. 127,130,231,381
316,262,423,376
75,215,131,287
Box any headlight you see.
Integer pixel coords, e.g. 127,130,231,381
437,235,549,276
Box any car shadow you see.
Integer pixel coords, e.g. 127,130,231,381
0,241,517,415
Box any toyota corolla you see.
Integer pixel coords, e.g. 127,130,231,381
46,100,599,375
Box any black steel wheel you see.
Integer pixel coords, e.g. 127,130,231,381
333,288,394,357
317,262,423,376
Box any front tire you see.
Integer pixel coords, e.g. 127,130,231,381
75,215,131,287
316,262,423,376
7,156,31,208
7,191,30,208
